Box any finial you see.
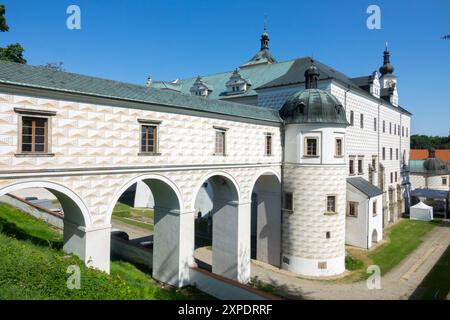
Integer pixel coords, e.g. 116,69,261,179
264,14,268,32
385,41,388,51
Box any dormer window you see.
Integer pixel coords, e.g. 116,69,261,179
226,69,250,95
190,76,212,97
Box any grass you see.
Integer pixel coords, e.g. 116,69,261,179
113,202,154,220
0,202,206,300
112,202,155,232
411,244,450,300
249,276,283,298
343,219,438,282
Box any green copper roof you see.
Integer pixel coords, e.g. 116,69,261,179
153,59,296,99
0,60,281,124
279,89,349,125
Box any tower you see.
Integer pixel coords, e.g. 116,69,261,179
279,60,349,277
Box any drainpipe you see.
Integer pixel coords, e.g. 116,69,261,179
279,120,286,266
367,198,370,249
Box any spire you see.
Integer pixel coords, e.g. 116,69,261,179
379,42,394,76
304,59,320,89
260,15,270,50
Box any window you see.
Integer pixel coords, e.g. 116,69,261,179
318,261,327,270
372,200,377,217
326,232,331,239
335,138,343,157
140,125,158,153
350,111,354,126
358,158,364,174
214,128,226,155
383,120,386,133
398,125,401,136
396,148,399,160
326,195,337,214
372,156,377,170
390,172,394,184
442,177,448,186
382,147,386,160
406,127,409,137
265,133,272,156
389,122,392,134
395,171,398,182
305,137,319,156
402,126,405,137
390,148,393,160
394,124,396,135
347,201,358,217
374,117,377,131
349,158,355,175
360,113,364,128
283,192,293,211
21,117,48,153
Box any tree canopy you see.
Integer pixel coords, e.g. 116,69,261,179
411,134,450,149
0,5,9,32
0,4,26,64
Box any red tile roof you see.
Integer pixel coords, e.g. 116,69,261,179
410,149,450,162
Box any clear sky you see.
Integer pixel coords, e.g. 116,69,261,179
1,0,449,135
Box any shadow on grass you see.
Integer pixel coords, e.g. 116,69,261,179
0,217,63,250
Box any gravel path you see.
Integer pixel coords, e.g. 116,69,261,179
195,220,450,300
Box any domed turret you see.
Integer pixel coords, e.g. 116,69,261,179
279,60,348,125
423,148,449,174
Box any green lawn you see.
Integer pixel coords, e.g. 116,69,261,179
344,219,438,281
112,202,155,231
0,202,205,300
411,244,450,300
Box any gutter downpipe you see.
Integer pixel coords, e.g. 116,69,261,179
279,119,286,267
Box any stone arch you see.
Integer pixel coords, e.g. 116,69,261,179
0,180,91,227
248,170,282,267
106,173,184,223
0,180,110,272
191,171,240,211
107,173,188,287
193,171,249,283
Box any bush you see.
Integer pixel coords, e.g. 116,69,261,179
345,255,364,271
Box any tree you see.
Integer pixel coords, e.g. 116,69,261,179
0,4,26,64
0,4,9,32
43,62,64,71
411,134,450,149
441,35,450,40
0,43,26,64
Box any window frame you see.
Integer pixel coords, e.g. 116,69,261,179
360,113,364,129
213,126,228,156
372,200,377,217
335,137,343,157
349,157,356,175
442,177,448,186
138,119,161,156
357,156,364,175
303,136,320,157
283,192,294,212
264,133,273,156
325,194,338,215
15,108,56,157
350,111,354,126
347,201,359,217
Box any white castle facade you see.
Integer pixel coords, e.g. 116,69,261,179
0,31,411,284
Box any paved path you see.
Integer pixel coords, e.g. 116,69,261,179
196,220,450,300
111,218,152,240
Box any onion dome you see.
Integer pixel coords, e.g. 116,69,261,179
423,148,450,175
379,42,395,76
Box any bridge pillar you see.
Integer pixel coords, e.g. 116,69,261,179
63,220,111,273
153,207,195,287
212,200,251,284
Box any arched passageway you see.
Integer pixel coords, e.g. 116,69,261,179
371,229,378,244
108,175,189,287
193,173,249,282
0,181,110,272
250,173,281,267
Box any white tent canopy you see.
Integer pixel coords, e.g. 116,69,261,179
410,201,433,221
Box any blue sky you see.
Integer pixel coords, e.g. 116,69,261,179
1,0,449,135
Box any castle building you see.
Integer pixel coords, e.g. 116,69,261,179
0,30,411,283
